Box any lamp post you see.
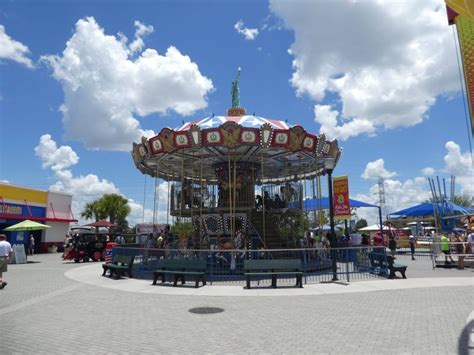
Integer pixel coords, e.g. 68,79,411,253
324,158,338,281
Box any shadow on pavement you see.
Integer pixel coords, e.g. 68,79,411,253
458,319,474,355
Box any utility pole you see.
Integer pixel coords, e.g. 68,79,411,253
377,177,386,222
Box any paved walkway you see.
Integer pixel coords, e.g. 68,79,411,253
0,253,472,354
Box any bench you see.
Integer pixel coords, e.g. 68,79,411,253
387,255,407,279
244,259,303,289
152,259,207,288
102,255,134,279
368,250,389,276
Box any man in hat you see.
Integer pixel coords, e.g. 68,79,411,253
0,234,13,289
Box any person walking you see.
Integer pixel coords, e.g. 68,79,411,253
0,234,13,289
28,234,35,256
408,234,417,260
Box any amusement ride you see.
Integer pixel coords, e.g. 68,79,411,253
131,69,342,250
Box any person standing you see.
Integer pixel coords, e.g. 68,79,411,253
408,234,417,260
0,234,13,289
388,236,397,258
28,234,35,256
467,229,473,254
454,234,465,270
441,234,454,264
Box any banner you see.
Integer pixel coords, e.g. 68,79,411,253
333,176,351,220
447,1,474,136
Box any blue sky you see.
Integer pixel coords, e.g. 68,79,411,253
1,0,473,225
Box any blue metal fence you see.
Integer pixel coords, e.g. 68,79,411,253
112,245,389,284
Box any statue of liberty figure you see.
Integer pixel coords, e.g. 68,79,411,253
231,67,241,108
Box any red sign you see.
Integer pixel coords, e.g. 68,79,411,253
333,176,351,220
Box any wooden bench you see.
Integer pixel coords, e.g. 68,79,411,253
244,259,303,289
102,254,134,279
152,259,207,288
387,255,407,279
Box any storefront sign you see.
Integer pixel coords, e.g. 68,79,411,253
0,204,23,215
333,176,351,220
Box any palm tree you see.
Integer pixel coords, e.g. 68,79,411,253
98,194,131,225
80,200,106,221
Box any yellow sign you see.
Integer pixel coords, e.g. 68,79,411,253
0,184,48,204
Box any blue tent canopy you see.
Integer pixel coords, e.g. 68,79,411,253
388,201,473,218
298,197,379,211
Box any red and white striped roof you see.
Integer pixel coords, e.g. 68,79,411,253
176,115,291,131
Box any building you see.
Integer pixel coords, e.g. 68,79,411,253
0,183,77,252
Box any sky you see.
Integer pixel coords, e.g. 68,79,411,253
0,0,473,226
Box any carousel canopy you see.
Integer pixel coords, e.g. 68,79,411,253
176,115,291,131
131,113,342,184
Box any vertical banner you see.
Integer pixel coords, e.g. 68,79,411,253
446,1,474,136
333,176,351,220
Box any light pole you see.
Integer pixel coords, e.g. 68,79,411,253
325,158,338,281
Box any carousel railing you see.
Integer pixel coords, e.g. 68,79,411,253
112,245,389,284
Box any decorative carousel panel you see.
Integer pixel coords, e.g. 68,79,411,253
174,131,192,149
288,126,306,152
131,142,145,164
315,133,326,157
222,213,247,234
203,129,223,146
203,214,224,235
301,133,317,153
220,122,241,148
239,128,260,145
158,128,176,153
149,136,164,155
260,123,273,147
271,129,289,148
189,124,201,147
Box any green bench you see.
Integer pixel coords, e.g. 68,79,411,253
387,255,407,279
102,255,134,279
244,259,303,289
152,259,207,288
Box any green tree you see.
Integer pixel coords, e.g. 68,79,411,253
80,200,106,221
81,194,131,226
355,218,368,230
98,194,131,225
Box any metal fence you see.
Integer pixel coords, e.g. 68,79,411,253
112,245,390,285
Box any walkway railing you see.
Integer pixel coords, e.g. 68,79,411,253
112,245,390,284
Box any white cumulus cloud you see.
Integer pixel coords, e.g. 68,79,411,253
34,134,171,226
443,141,474,196
41,17,213,151
0,24,34,68
270,0,459,140
35,134,79,171
355,141,473,224
421,167,435,176
361,159,397,180
234,20,259,40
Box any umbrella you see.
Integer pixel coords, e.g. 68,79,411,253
389,202,473,218
3,219,51,231
83,220,116,228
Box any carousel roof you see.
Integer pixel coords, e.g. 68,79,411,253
176,115,291,131
131,112,342,183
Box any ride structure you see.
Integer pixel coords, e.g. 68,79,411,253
131,70,342,249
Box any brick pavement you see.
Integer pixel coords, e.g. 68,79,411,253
0,253,472,354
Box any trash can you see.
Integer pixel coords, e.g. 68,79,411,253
105,242,116,264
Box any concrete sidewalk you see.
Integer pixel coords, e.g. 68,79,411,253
65,261,474,297
1,253,472,354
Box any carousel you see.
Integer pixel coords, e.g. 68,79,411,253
131,69,342,250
